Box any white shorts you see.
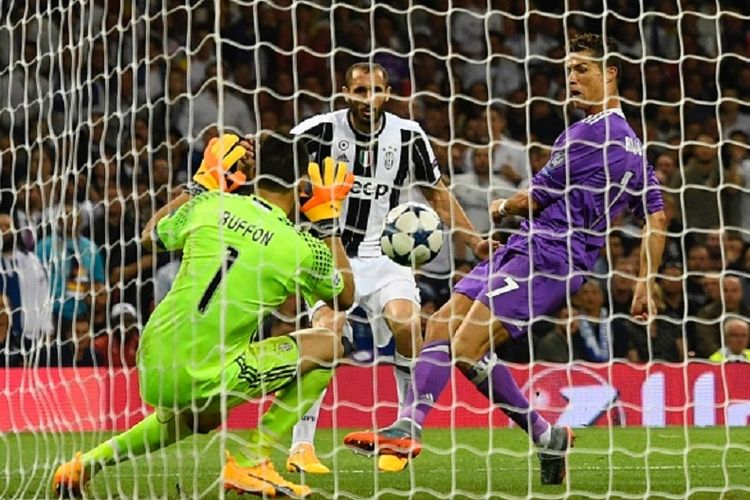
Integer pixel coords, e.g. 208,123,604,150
310,255,420,348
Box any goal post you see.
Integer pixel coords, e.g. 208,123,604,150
2,1,750,498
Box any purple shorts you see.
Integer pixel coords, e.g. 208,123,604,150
454,246,584,339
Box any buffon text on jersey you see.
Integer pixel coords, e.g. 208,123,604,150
220,211,275,246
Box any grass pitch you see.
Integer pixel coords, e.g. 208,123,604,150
3,427,750,499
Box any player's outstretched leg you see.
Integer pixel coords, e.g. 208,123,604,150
378,298,422,472
224,369,332,497
53,409,194,496
286,308,350,474
344,295,464,462
342,339,449,460
225,329,341,497
286,390,331,474
452,300,574,485
538,425,575,484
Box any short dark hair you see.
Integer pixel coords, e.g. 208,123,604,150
345,62,390,88
568,33,622,82
255,134,308,192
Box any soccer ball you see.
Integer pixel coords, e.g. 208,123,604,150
381,202,444,266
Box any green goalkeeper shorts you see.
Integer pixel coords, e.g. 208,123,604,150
139,335,300,412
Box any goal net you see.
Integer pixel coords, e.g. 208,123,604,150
2,0,750,498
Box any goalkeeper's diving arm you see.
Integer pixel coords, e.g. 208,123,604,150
320,233,355,311
140,192,191,252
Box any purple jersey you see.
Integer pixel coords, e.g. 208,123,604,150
455,108,664,336
511,108,664,275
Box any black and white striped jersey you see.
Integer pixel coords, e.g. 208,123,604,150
291,109,441,258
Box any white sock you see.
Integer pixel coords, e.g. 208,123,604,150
291,389,325,450
393,352,413,412
536,425,552,448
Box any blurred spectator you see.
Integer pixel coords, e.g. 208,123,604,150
452,146,508,260
373,12,409,94
0,294,20,367
670,134,726,231
723,230,746,270
654,261,690,359
36,203,105,328
721,131,746,229
0,130,17,214
573,281,610,362
644,1,680,60
720,89,750,138
487,32,524,99
450,0,501,58
94,302,140,368
0,40,51,139
725,131,750,239
298,74,327,121
507,14,559,62
0,213,53,359
535,306,585,363
608,260,641,359
593,232,626,284
627,262,687,363
177,61,256,149
709,318,750,362
653,152,679,187
88,187,154,312
694,275,750,358
686,245,711,310
485,108,528,184
14,180,46,251
187,25,217,91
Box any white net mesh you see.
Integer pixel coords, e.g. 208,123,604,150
2,0,750,498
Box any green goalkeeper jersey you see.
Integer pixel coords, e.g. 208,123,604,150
138,191,342,401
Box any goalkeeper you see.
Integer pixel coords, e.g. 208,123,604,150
53,133,355,498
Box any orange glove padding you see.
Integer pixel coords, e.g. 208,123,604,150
192,134,248,193
301,157,355,224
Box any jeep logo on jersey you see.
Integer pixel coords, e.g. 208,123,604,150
350,177,391,199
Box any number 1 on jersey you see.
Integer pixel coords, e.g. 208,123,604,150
486,277,519,298
198,246,240,314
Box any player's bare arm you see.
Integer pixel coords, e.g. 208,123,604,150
141,192,191,252
631,209,667,321
321,233,355,310
420,179,492,260
490,189,540,223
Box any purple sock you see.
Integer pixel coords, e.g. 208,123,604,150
470,353,549,442
399,340,452,427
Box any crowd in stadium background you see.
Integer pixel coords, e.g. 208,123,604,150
1,0,749,368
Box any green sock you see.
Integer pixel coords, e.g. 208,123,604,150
230,368,333,467
81,410,192,468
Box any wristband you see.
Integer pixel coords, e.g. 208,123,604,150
498,200,508,218
308,219,341,239
187,181,207,197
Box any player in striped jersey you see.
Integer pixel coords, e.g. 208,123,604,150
286,63,491,473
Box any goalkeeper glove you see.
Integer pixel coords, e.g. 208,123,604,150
301,157,354,238
192,134,248,193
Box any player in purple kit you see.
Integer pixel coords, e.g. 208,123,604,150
344,33,667,485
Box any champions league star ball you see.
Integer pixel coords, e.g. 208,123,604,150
380,202,444,266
